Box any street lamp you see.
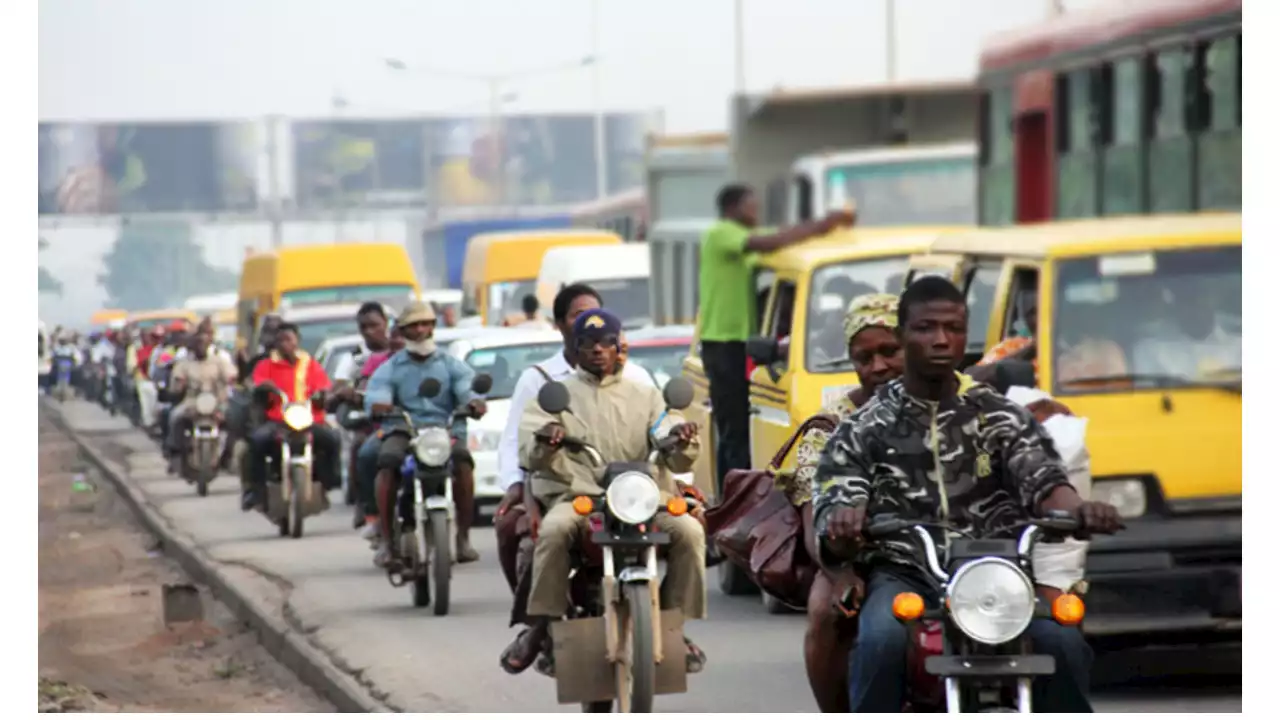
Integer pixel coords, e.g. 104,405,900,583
385,54,602,204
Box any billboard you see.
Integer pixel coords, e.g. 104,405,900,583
291,112,652,210
38,121,260,215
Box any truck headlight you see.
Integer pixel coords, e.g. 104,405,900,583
1091,479,1147,518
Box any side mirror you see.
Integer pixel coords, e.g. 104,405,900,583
419,378,442,398
992,359,1038,393
537,381,571,414
746,335,780,366
471,373,493,394
661,377,695,411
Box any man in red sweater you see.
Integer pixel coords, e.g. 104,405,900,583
244,322,340,511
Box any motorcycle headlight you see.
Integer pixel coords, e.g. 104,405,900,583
194,392,218,415
467,428,502,453
282,402,314,431
605,471,661,525
1091,478,1147,518
413,427,452,467
947,558,1036,646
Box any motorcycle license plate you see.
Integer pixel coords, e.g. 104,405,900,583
424,496,449,510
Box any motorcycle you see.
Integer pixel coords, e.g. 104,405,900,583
52,355,75,402
182,391,223,497
859,511,1099,713
348,373,493,615
101,363,118,415
532,376,698,713
259,387,329,538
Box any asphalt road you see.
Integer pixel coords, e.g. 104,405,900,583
53,399,1242,713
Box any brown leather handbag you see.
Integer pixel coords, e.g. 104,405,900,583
705,415,838,608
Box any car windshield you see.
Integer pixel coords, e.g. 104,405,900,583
824,156,976,226
282,284,412,308
464,342,563,399
487,281,537,326
626,343,690,388
292,319,359,356
590,277,650,328
1051,245,1241,393
805,256,910,373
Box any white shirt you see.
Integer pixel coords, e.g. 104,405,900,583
1132,316,1242,379
89,340,115,364
333,342,371,385
498,351,655,491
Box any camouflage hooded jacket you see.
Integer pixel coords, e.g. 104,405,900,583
811,375,1072,576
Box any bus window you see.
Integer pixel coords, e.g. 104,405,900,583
1196,34,1241,210
1055,68,1099,219
980,86,1016,226
1101,57,1145,215
1146,47,1195,212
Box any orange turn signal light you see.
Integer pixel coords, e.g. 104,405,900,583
1052,593,1085,625
572,496,594,516
666,496,689,516
892,592,925,621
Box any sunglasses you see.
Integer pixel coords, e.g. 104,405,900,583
575,334,619,350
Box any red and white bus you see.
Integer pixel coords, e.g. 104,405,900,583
977,0,1240,225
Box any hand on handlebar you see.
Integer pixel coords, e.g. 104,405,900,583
370,402,394,416
465,398,487,419
535,422,566,447
669,422,698,445
1076,500,1124,535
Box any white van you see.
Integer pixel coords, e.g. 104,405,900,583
535,244,651,328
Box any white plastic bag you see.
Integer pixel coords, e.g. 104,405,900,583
1007,386,1091,591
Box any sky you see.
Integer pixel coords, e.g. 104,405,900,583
39,0,1106,133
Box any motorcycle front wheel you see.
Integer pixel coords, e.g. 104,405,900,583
430,509,451,616
620,583,656,713
288,466,306,538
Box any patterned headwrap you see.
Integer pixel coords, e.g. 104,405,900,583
842,292,899,345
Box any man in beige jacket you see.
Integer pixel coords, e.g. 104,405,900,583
501,308,708,676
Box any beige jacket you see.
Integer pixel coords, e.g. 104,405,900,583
519,368,698,507
172,356,234,412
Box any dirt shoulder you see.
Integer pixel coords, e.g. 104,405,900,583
38,414,332,713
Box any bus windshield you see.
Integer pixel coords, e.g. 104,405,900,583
825,156,976,226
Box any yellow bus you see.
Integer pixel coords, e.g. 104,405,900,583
462,229,622,326
237,243,421,348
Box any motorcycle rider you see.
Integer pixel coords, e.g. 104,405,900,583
501,308,706,676
494,283,654,587
243,322,339,511
330,303,391,530
362,302,487,566
87,331,115,402
813,277,1122,713
166,327,235,475
51,332,82,392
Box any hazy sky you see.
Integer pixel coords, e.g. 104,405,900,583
39,0,1104,132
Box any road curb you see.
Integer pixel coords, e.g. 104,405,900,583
43,399,393,713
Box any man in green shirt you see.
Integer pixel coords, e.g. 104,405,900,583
698,184,853,487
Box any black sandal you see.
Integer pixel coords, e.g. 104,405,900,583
499,628,546,675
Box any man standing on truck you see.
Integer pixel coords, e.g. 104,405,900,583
698,184,854,485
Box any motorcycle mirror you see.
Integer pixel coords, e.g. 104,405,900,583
419,378,442,398
661,377,695,411
537,381,571,414
471,373,493,394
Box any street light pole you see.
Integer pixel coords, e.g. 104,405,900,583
733,0,746,94
591,0,607,200
885,0,897,82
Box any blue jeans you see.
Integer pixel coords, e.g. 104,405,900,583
848,569,1093,712
356,434,382,517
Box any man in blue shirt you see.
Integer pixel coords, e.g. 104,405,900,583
363,301,488,566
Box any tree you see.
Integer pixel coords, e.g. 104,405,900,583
98,220,238,311
38,236,62,296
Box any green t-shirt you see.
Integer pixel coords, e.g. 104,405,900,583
698,220,759,342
